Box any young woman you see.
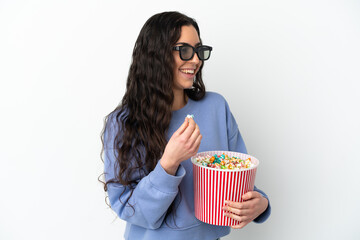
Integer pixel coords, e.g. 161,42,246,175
102,11,271,240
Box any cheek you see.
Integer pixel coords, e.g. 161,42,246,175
173,53,182,68
196,62,203,72
175,59,184,69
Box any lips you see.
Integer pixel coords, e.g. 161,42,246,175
180,69,195,74
179,69,196,80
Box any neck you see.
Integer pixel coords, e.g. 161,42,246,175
172,89,187,111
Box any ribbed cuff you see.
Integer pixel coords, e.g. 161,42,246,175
253,185,271,223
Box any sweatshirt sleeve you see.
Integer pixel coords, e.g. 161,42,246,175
103,113,185,229
252,185,271,223
224,99,247,154
224,99,271,223
105,159,185,229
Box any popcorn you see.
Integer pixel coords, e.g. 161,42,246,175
193,153,254,170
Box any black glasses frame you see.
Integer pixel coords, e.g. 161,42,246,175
173,43,213,61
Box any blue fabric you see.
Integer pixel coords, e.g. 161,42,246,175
104,92,271,240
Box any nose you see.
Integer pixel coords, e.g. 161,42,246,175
189,51,201,65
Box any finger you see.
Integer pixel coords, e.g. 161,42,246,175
224,211,252,224
232,200,253,210
192,133,202,154
224,211,241,222
242,191,261,201
230,220,251,229
174,118,189,136
231,225,243,229
225,200,255,211
223,211,249,223
181,118,196,138
186,130,202,156
222,205,241,216
226,208,251,217
188,123,201,144
224,200,243,209
223,204,252,217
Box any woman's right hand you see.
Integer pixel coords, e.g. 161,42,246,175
160,117,202,175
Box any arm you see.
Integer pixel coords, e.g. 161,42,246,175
224,100,271,226
104,116,201,229
105,157,185,229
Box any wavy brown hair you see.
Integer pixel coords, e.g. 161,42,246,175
100,11,206,222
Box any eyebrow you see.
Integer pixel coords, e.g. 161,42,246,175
176,42,202,47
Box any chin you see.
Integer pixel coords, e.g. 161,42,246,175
174,75,195,90
183,82,194,89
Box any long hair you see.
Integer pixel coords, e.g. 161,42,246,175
101,11,206,222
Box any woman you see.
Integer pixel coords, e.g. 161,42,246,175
102,11,271,240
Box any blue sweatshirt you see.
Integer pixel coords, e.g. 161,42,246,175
104,92,271,240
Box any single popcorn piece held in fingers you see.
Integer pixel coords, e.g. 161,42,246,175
186,114,194,119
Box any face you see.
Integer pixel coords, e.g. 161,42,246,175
172,25,202,92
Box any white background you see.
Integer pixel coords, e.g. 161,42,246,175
1,0,359,239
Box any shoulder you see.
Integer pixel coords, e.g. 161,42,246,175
187,91,231,118
198,91,230,111
106,108,122,130
103,108,125,148
201,91,227,105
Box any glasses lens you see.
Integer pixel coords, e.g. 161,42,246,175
198,46,211,60
180,46,193,60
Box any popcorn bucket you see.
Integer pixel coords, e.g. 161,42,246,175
192,151,259,226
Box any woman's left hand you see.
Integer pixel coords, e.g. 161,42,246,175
222,191,268,229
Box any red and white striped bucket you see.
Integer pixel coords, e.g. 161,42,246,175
192,151,259,226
